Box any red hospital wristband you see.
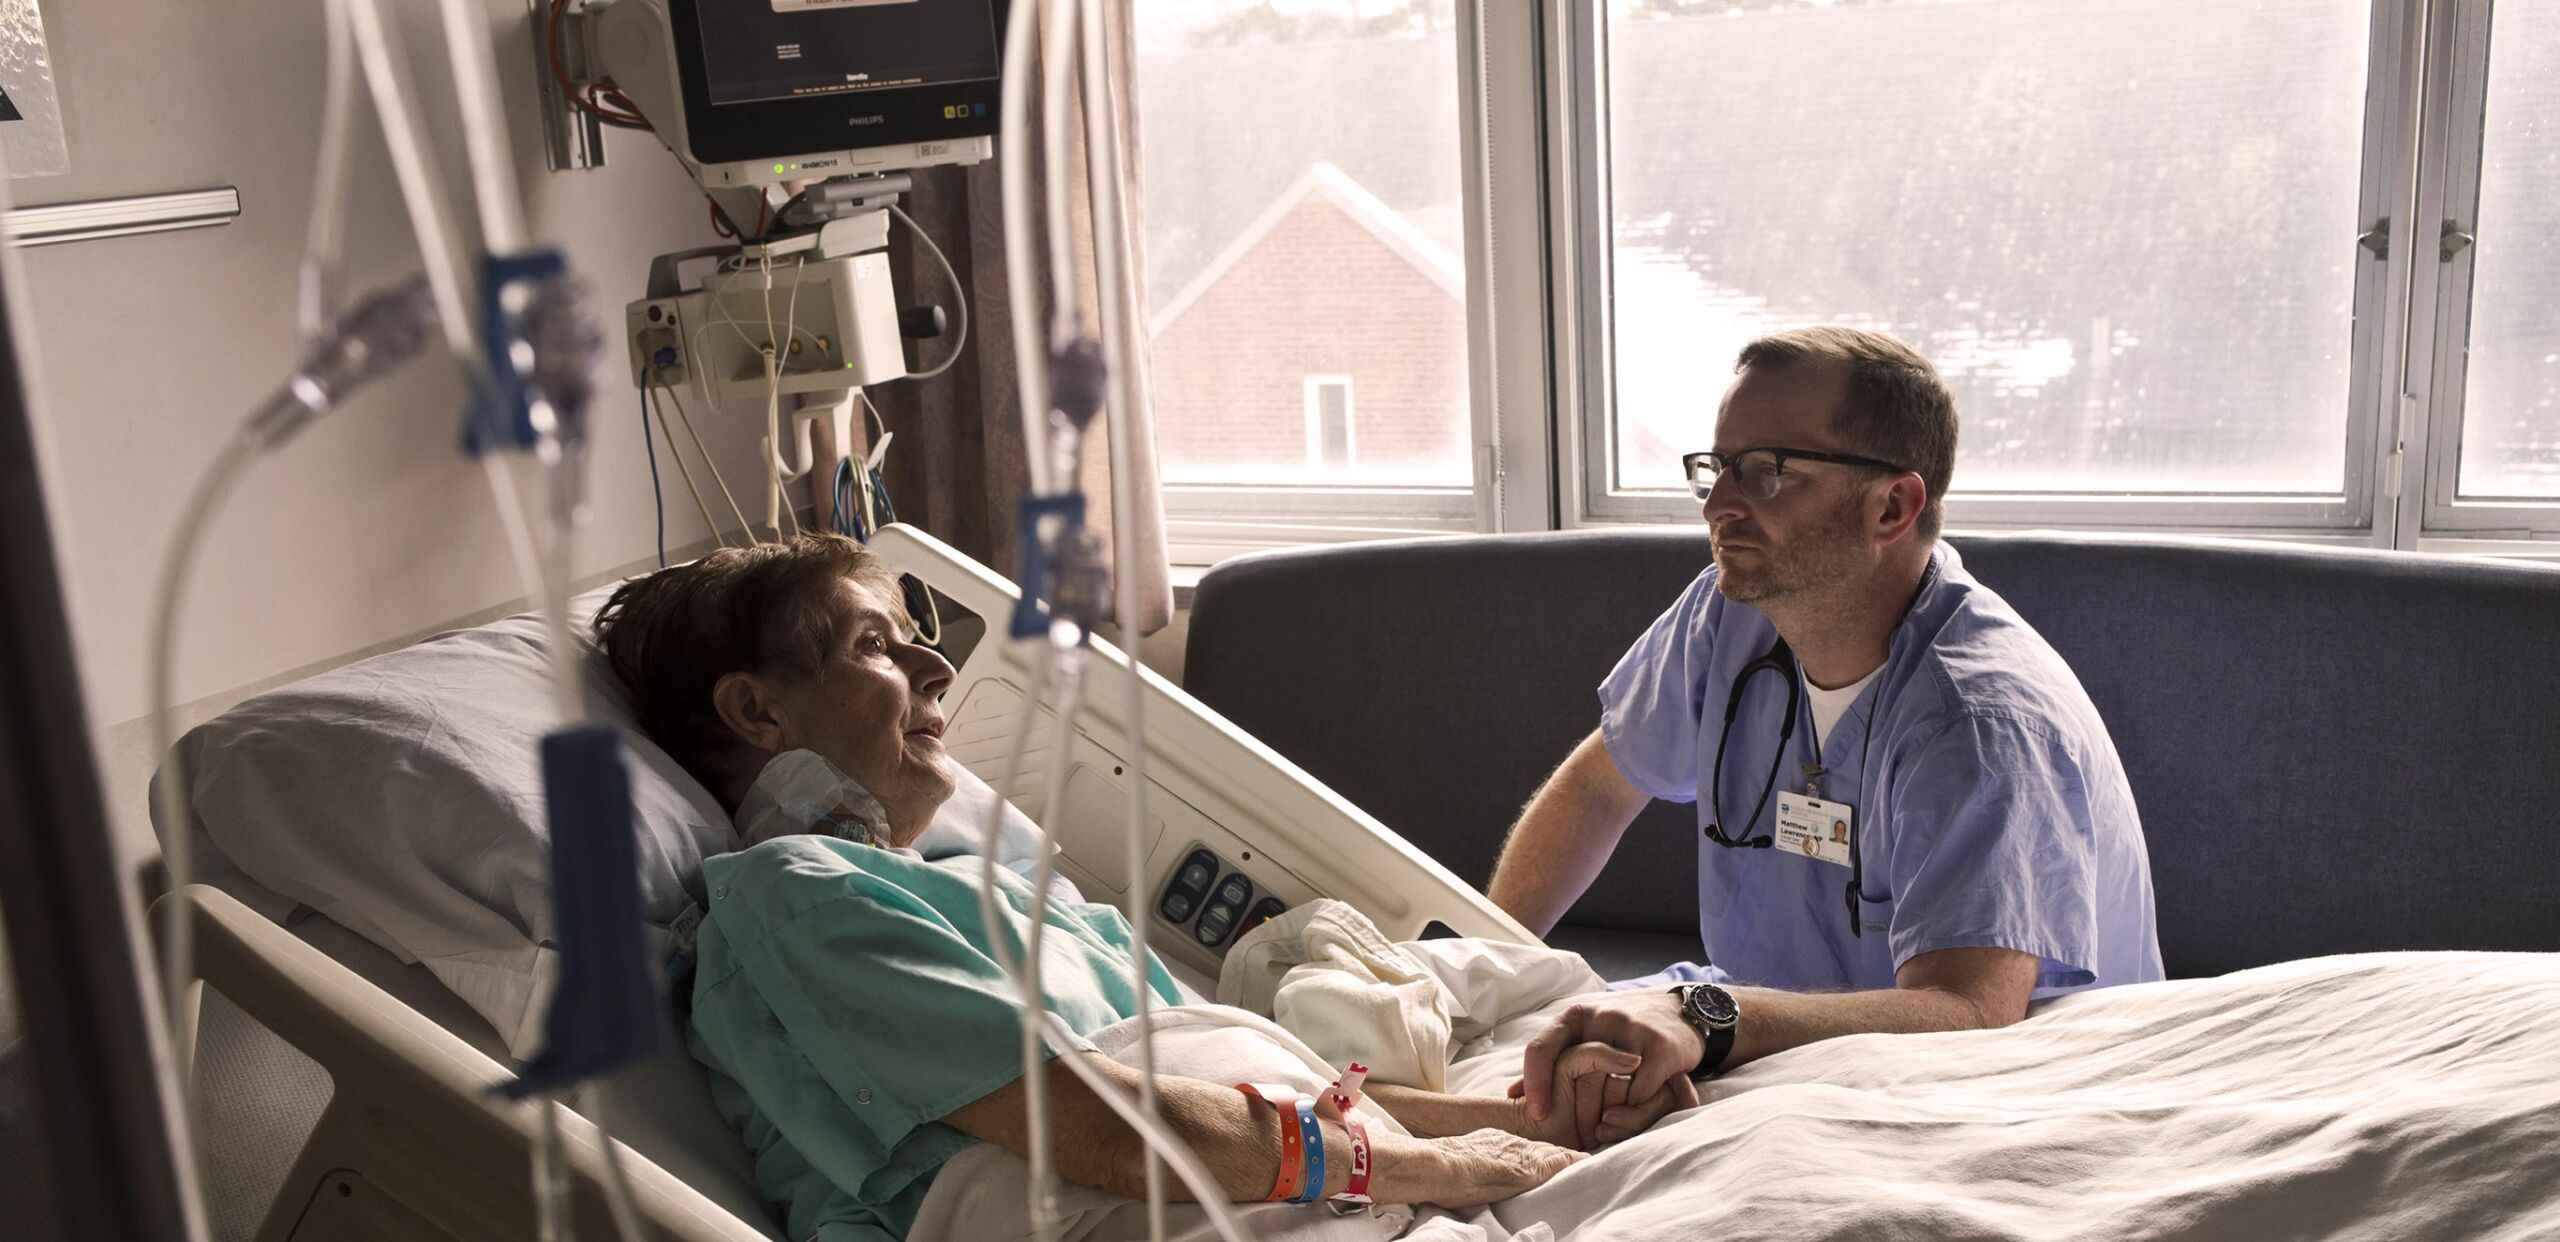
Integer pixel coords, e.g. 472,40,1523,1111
1236,1083,1305,1202
1329,1107,1375,1206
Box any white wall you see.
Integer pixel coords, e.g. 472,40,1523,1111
16,0,767,854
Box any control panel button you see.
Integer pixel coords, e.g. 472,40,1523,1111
1241,897,1288,936
1217,876,1253,907
1158,847,1221,926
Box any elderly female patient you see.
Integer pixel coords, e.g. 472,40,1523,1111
595,536,1658,1239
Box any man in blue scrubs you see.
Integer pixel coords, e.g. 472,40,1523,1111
1487,327,2161,1141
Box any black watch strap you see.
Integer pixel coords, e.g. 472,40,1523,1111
1673,983,1740,1076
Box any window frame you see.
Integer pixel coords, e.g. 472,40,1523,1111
2417,0,2560,539
1554,0,2416,541
1148,0,2560,567
1150,3,1544,567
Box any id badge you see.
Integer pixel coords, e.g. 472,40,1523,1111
1775,790,1854,868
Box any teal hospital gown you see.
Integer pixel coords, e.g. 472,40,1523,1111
686,835,1183,1242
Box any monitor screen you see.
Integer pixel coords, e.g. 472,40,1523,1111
693,0,1002,109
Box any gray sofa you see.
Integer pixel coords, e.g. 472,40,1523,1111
1185,529,2560,982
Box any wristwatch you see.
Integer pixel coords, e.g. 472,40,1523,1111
1671,982,1740,1076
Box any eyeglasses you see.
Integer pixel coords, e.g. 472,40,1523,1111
1681,446,1912,501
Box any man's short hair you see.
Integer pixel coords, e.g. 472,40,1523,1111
592,534,905,804
1737,326,1959,541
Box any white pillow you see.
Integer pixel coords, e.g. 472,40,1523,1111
160,584,1044,1057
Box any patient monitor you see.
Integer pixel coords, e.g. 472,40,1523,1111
587,0,1002,194
577,0,1008,468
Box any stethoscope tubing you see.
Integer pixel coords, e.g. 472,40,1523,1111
1705,637,1879,939
1705,642,1797,850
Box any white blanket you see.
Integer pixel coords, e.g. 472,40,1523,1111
915,950,2560,1241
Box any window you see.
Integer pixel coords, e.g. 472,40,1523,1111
2442,0,2560,503
1131,2,2560,561
1134,0,1476,556
1304,375,1357,469
1592,0,2377,517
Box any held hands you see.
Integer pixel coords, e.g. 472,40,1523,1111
1513,992,1705,1148
1398,1129,1581,1208
1391,1041,1675,1207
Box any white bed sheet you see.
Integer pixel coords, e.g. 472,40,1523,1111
919,951,2560,1241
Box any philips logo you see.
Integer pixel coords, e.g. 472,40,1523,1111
849,115,885,126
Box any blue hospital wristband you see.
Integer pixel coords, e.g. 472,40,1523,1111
1290,1094,1325,1204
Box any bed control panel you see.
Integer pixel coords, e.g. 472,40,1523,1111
1157,844,1287,955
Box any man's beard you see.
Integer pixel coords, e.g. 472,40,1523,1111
1712,504,1869,606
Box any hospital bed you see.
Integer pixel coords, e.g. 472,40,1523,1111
163,525,2560,1241
161,523,1526,1240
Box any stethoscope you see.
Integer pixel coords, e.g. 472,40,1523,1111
1703,636,1877,939
1703,639,1798,851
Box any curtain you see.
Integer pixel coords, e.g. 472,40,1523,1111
852,0,1173,635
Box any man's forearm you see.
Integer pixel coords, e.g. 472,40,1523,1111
1487,733,1648,935
1720,983,2006,1071
1485,798,1607,936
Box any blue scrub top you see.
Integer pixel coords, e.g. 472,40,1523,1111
1600,543,2163,997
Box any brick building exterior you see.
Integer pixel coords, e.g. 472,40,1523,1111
1147,163,1470,486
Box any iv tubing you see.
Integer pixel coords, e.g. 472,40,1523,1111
479,455,576,718
1075,0,1169,1229
351,6,642,1234
432,0,532,255
300,0,358,345
1019,651,1090,1241
999,0,1053,497
340,0,490,396
984,4,1244,1236
1041,0,1081,346
148,431,263,1097
970,645,1249,1242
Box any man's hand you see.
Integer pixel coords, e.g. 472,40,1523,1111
1518,991,1705,1132
1508,1039,1695,1149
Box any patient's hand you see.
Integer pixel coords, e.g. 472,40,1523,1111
1510,1039,1696,1149
1376,1129,1580,1208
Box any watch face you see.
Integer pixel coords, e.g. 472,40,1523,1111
1692,985,1740,1027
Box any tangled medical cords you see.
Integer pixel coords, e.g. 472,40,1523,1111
970,2,1243,1239
147,2,655,1238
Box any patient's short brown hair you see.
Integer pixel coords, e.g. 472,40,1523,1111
592,534,903,804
